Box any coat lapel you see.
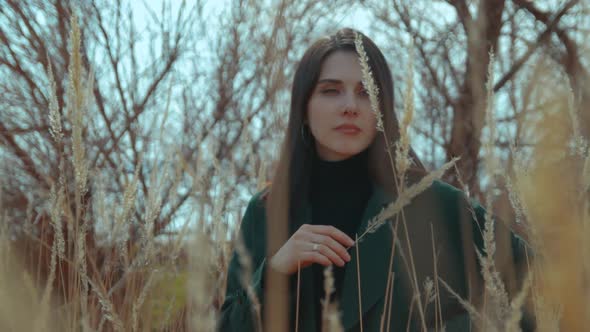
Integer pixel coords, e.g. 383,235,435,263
339,183,396,330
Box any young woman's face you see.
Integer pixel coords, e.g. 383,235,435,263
306,51,378,161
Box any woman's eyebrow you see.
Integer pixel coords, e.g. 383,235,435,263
317,79,364,85
317,78,342,85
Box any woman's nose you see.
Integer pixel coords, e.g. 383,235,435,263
341,92,359,116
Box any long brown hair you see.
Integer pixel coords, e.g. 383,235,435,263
262,28,426,330
266,28,425,252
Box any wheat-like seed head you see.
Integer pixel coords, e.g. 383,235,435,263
234,233,262,331
438,277,491,328
322,265,341,332
395,39,415,179
354,32,383,132
565,87,587,157
88,279,125,332
138,164,165,268
112,167,139,263
583,148,590,193
50,184,66,259
483,52,499,178
47,55,63,144
423,276,435,305
66,13,89,198
358,157,459,242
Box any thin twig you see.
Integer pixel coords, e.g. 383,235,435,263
356,234,364,332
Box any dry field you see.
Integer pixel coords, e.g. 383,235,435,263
1,8,589,332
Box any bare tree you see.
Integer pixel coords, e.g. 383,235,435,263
363,0,589,198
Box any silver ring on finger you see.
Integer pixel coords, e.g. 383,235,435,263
312,243,319,252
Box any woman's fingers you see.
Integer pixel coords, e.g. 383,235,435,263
309,233,351,263
301,251,332,267
316,243,346,266
308,225,355,248
286,224,358,272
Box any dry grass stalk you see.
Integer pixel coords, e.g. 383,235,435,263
478,52,511,327
88,278,125,332
380,217,399,332
504,175,525,226
138,164,165,268
504,271,533,332
584,152,590,193
430,224,443,332
355,234,363,332
321,265,343,332
233,233,262,331
114,166,140,265
77,216,90,320
385,272,395,332
131,269,160,332
50,184,66,260
438,277,492,328
422,276,435,312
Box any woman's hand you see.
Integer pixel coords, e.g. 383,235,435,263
269,224,355,275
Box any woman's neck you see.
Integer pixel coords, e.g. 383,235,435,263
309,148,371,195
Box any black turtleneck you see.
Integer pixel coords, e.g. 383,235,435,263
308,148,372,323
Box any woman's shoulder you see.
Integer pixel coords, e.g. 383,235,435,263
250,183,271,208
241,183,271,222
430,179,464,196
429,179,471,205
424,180,484,218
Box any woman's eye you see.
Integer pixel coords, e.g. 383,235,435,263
358,89,369,97
321,89,339,94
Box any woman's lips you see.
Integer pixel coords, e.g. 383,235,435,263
335,124,361,135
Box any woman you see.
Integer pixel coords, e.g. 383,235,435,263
218,28,532,331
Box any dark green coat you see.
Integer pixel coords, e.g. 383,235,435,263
218,180,531,331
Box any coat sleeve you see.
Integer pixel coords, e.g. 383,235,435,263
217,192,268,332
